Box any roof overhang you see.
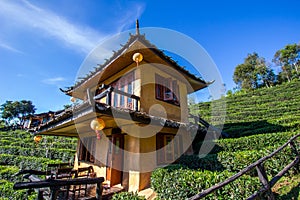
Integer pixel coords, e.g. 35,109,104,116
37,102,197,137
63,35,210,99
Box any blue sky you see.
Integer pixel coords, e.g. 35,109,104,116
0,0,299,113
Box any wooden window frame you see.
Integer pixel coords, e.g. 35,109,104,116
156,133,182,165
155,74,180,106
111,71,135,109
78,136,96,163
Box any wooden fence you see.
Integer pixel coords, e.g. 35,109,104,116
188,133,300,200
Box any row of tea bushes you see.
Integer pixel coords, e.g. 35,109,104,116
151,167,262,200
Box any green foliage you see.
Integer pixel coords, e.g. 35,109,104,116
0,180,36,200
178,144,297,177
153,81,300,199
0,100,36,125
0,166,19,182
273,43,300,82
112,192,146,200
273,173,300,199
233,52,275,90
0,130,77,198
151,167,261,199
0,154,62,170
213,131,297,153
0,146,76,161
196,80,300,134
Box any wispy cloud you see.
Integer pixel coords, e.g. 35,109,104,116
0,0,104,53
42,77,66,85
0,42,23,54
0,0,145,57
116,3,145,33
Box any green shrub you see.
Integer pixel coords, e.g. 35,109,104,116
178,144,297,177
0,154,62,170
0,146,75,161
112,191,146,200
151,167,261,199
0,180,36,200
0,166,20,181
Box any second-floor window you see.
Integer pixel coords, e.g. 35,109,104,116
111,71,135,110
155,74,180,106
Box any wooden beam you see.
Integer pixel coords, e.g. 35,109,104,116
13,177,104,190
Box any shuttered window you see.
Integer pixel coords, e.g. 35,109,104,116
156,133,182,165
78,136,96,163
155,74,180,106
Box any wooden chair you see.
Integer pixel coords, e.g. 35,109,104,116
70,166,94,198
54,167,74,199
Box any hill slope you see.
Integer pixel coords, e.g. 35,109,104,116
197,80,300,137
152,80,300,199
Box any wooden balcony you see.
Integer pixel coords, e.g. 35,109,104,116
91,84,140,112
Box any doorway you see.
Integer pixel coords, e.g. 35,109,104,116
106,134,124,186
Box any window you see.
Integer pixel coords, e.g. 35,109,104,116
155,74,180,105
111,71,135,109
78,136,96,163
156,133,182,165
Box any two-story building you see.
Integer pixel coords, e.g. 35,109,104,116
37,21,211,193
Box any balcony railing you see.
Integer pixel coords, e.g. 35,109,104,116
90,84,140,112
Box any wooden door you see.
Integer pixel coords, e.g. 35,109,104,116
106,134,124,186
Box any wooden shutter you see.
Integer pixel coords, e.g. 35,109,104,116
156,133,165,164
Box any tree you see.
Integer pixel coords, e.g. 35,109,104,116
63,104,72,109
0,100,36,125
273,43,300,82
233,53,275,90
255,58,276,88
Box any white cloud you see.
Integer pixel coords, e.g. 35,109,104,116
42,77,66,85
0,1,145,54
0,42,23,54
116,3,145,33
0,0,104,53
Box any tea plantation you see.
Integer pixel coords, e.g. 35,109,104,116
1,80,300,199
151,80,300,199
0,130,77,199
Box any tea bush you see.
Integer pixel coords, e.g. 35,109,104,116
112,191,146,200
151,167,262,199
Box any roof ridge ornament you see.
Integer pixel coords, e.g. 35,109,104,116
136,19,140,35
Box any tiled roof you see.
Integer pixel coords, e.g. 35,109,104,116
60,33,207,94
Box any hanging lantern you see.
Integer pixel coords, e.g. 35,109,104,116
90,118,105,140
132,52,143,66
70,96,76,103
34,135,42,143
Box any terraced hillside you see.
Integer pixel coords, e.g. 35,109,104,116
151,80,300,199
197,80,300,138
0,130,77,199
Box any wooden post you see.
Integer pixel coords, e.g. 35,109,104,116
49,187,60,200
106,87,112,106
37,190,44,200
96,182,103,200
256,164,275,200
135,98,139,111
289,141,300,172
